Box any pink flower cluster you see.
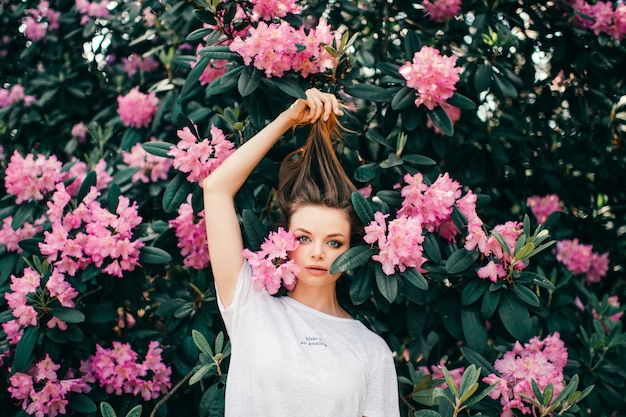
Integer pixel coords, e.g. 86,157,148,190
117,87,159,129
0,85,36,108
169,123,235,183
80,341,172,401
3,268,79,345
71,122,88,141
21,1,60,42
168,199,210,269
555,238,609,284
5,151,64,204
399,172,483,243
39,184,144,278
527,194,561,224
0,216,42,253
364,211,427,275
483,333,568,416
570,0,626,41
242,227,300,294
64,158,113,196
423,0,462,23
75,0,111,24
476,221,525,283
249,0,302,21
8,355,90,417
229,19,340,78
122,53,160,77
122,141,173,183
399,46,461,110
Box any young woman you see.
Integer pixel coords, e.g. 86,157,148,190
202,89,400,417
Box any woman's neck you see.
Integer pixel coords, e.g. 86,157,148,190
288,283,351,318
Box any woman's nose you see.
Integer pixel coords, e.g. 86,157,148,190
310,244,324,259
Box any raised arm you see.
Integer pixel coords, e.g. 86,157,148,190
202,89,342,308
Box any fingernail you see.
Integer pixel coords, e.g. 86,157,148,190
323,116,329,122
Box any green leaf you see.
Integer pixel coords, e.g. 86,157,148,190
481,288,501,319
349,265,374,305
521,271,556,290
11,202,36,230
402,268,429,290
270,77,307,99
493,72,518,99
376,61,402,77
190,363,216,385
77,171,97,204
447,92,476,110
242,209,268,252
343,83,392,102
198,45,238,60
206,65,245,97
13,325,38,373
186,27,217,42
402,154,437,166
18,237,43,256
100,402,117,417
498,291,531,341
142,141,174,158
414,410,441,417
180,55,210,101
445,249,478,275
474,63,492,93
461,307,487,352
511,284,541,307
125,405,143,417
403,30,420,57
68,393,97,414
422,233,441,264
375,267,398,303
461,279,488,306
354,163,379,182
163,172,194,213
459,364,479,399
238,66,261,97
351,191,374,224
192,329,214,357
460,346,496,375
428,105,453,136
50,307,85,323
391,86,416,110
330,245,374,273
140,246,173,264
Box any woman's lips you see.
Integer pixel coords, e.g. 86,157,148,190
305,266,327,275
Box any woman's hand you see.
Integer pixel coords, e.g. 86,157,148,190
284,88,343,126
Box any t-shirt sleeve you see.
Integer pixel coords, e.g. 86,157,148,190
363,346,401,417
215,260,256,337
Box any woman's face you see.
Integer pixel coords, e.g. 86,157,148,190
288,205,351,289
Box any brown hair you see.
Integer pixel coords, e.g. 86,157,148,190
277,114,361,242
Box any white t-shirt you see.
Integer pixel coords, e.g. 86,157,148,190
216,261,400,417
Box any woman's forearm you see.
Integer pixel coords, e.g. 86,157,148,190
202,110,295,197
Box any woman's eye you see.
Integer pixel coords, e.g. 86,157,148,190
328,240,342,248
296,236,310,243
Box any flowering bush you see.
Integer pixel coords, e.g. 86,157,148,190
1,0,625,416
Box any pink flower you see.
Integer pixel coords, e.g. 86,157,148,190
527,194,561,224
0,85,36,107
0,216,42,253
570,0,626,40
399,46,461,110
242,227,300,294
71,122,88,141
122,141,173,183
168,199,210,269
249,0,302,21
229,19,341,78
423,0,462,22
364,212,426,275
122,53,159,77
592,295,624,323
556,238,609,283
9,355,90,417
169,123,235,183
117,87,159,129
477,260,507,283
80,341,171,400
5,151,64,203
483,333,568,416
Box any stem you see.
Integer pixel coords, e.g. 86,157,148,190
149,370,194,417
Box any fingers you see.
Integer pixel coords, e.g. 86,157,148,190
302,88,343,123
